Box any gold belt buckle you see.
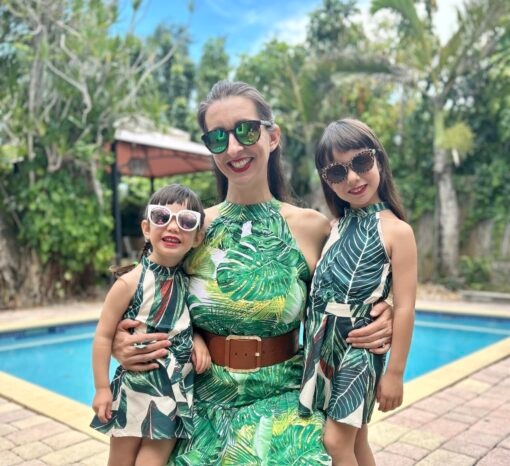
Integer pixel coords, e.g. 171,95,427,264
225,335,262,373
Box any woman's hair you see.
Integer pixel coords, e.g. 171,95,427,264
197,80,291,202
110,183,205,278
315,118,406,220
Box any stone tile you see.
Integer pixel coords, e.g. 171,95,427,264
465,396,505,412
471,371,505,385
388,407,438,428
498,436,510,449
11,415,48,429
5,420,68,446
0,403,22,414
40,439,108,465
440,385,478,401
19,462,47,466
0,450,23,466
421,417,467,439
470,416,510,437
430,392,466,409
12,441,53,460
451,429,501,448
453,404,490,419
384,441,429,460
476,447,510,466
0,424,17,437
415,449,476,465
491,402,510,419
454,379,491,395
442,438,491,458
483,386,510,402
368,421,409,447
0,408,34,424
43,430,90,449
0,437,15,452
443,410,479,425
374,451,415,466
413,397,456,415
81,450,110,465
399,430,444,450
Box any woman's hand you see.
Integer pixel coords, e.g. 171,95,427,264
111,319,170,371
346,301,393,354
192,332,212,374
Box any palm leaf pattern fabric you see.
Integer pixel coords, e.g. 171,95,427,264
91,256,194,439
170,199,331,465
299,203,390,427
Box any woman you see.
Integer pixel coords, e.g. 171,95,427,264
112,80,393,465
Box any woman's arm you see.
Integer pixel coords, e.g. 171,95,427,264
111,320,171,371
346,302,393,353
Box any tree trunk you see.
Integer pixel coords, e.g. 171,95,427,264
0,215,22,308
0,215,47,309
434,149,459,278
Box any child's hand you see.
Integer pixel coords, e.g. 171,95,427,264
376,371,403,412
192,333,212,374
92,388,113,424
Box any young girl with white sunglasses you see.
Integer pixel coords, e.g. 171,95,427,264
299,119,417,466
90,183,210,466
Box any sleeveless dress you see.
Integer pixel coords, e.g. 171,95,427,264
91,255,194,440
170,199,331,465
299,203,390,427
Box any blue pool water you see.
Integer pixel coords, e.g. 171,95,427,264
1,311,509,406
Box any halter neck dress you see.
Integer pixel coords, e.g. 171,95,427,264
91,255,194,440
299,203,391,427
170,199,331,465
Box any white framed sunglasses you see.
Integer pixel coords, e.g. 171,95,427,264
147,205,201,231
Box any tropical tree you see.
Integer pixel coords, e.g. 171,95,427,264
370,0,510,279
0,0,188,307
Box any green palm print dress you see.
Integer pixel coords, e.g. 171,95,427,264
170,199,331,465
299,203,390,427
91,255,194,440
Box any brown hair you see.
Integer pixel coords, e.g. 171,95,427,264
197,80,291,202
110,183,204,277
315,118,406,220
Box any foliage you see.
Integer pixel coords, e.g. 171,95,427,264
0,0,180,304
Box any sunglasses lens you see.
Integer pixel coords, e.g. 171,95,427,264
149,207,170,226
203,129,228,154
235,121,261,145
352,151,375,173
177,211,200,231
326,165,348,183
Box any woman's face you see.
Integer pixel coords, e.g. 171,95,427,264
204,96,280,197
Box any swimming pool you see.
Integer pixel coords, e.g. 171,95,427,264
1,311,509,406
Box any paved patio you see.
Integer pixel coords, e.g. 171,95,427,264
0,298,508,465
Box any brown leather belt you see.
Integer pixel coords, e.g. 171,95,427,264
200,328,300,372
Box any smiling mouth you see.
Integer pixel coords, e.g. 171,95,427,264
349,185,367,195
162,236,180,245
229,158,252,172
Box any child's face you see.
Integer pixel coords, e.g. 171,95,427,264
141,202,204,267
327,148,381,209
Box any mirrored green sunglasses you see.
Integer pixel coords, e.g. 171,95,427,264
201,119,273,155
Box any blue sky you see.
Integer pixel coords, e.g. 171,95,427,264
116,0,461,63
